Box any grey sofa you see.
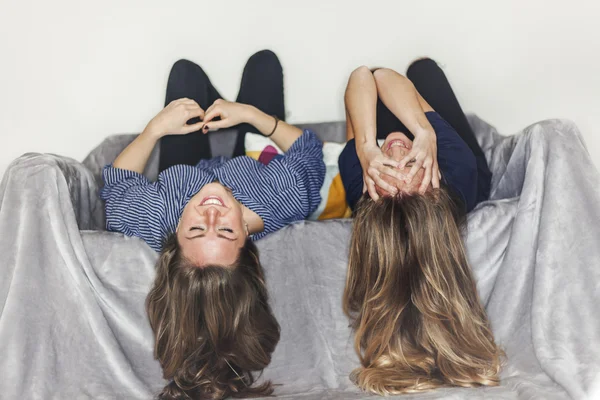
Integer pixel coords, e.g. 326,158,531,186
1,116,599,399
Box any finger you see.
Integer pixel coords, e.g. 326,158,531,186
377,164,407,181
180,98,198,106
419,163,432,194
204,102,219,119
373,177,397,196
431,163,440,189
366,178,380,201
398,151,416,169
368,167,398,195
202,107,222,125
186,106,205,120
203,104,216,118
185,102,204,111
203,119,229,132
184,101,201,108
379,156,401,169
406,158,424,183
181,121,205,134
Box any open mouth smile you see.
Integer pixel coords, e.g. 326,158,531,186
387,139,410,151
200,196,225,206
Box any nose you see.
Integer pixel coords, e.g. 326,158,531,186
201,206,222,226
388,145,406,161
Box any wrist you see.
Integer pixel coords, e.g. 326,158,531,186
245,105,276,136
141,124,163,141
413,126,436,138
357,139,378,156
242,104,262,126
355,128,378,148
357,142,379,165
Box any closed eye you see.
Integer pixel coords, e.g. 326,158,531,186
191,226,205,231
219,228,234,233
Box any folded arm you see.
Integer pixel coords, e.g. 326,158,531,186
100,167,169,251
344,66,404,199
113,98,205,173
274,130,325,216
372,68,440,191
372,68,435,137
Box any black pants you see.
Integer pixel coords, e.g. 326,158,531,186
375,58,492,199
158,50,285,173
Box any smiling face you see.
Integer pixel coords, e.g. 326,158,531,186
378,132,425,196
176,182,247,266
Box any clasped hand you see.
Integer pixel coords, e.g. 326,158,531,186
359,130,440,200
144,98,250,138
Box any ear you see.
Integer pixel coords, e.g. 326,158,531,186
176,217,181,233
244,221,249,236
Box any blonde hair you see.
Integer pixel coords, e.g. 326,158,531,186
343,188,503,395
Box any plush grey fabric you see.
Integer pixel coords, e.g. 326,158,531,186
2,116,599,399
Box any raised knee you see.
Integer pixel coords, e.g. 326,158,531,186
372,67,408,84
350,65,373,78
372,67,390,80
247,49,279,65
170,59,210,84
171,58,204,75
172,59,195,71
407,57,436,73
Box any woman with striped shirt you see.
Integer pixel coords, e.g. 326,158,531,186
100,50,325,399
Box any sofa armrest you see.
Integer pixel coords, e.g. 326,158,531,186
1,153,105,230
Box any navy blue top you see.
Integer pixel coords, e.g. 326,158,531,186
100,130,325,252
339,112,482,213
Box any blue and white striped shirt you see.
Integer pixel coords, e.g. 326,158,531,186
100,130,325,252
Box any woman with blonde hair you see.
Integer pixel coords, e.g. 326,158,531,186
339,59,502,395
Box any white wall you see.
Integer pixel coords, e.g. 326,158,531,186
1,0,599,176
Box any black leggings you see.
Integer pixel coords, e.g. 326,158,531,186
158,50,285,173
375,58,492,198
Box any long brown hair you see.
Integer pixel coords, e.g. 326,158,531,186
343,188,502,395
146,234,280,399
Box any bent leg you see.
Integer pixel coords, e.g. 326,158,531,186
159,59,222,172
232,50,285,156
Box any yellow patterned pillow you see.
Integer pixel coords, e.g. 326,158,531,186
245,133,352,220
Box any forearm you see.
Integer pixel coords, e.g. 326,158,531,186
245,106,302,152
112,129,160,174
373,68,435,137
344,66,378,151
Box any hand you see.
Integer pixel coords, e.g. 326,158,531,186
201,99,252,133
358,143,405,201
398,129,440,194
144,98,205,138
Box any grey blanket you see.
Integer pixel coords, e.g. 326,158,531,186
1,116,599,400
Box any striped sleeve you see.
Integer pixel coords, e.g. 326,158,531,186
100,166,179,251
264,129,326,220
